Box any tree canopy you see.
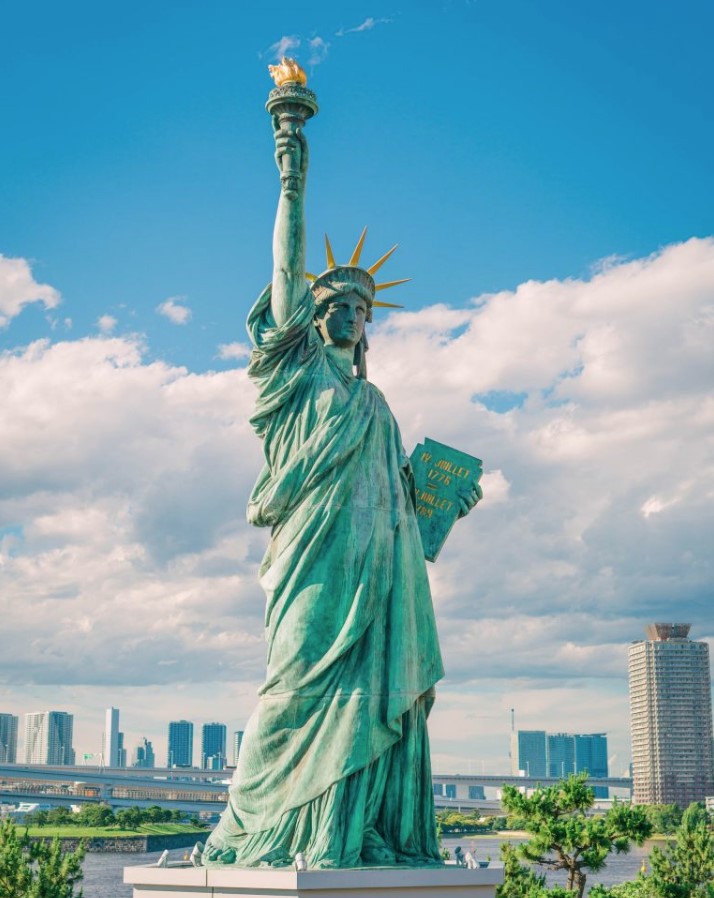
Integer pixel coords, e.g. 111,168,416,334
0,817,84,898
499,773,653,898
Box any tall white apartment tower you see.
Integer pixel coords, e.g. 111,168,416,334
628,623,714,806
24,712,74,765
104,707,120,767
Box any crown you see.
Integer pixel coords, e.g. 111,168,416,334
306,228,410,318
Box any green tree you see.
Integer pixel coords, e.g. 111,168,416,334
644,805,683,836
30,836,85,898
590,880,656,898
145,805,171,823
0,817,33,898
496,842,549,898
24,810,49,828
75,804,115,828
500,773,652,898
0,818,84,898
47,807,71,826
647,803,714,898
115,807,143,830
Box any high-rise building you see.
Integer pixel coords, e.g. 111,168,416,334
513,729,608,794
104,707,120,767
202,722,227,769
0,713,19,763
574,734,609,798
629,622,714,806
512,730,547,777
24,712,74,765
133,737,155,768
233,730,244,766
117,731,127,768
167,720,193,768
547,733,575,779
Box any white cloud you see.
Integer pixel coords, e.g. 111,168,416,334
268,35,300,60
156,296,192,325
97,314,117,334
265,33,328,67
307,36,329,66
217,342,252,361
2,238,713,771
336,16,392,37
0,254,60,326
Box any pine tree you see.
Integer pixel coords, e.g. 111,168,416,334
500,773,652,898
0,817,84,898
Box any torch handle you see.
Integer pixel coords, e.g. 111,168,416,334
275,112,304,199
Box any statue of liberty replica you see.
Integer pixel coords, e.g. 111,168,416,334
201,59,481,870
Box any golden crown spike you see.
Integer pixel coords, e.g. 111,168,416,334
306,228,410,310
324,234,336,269
348,227,368,267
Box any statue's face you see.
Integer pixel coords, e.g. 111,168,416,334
315,292,368,348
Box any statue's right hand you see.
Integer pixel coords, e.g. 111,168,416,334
273,125,309,177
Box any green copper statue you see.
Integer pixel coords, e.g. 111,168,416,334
201,59,481,870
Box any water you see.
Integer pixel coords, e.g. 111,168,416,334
442,835,652,888
83,849,187,898
83,838,654,896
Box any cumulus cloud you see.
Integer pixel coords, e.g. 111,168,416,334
156,296,192,325
97,314,117,334
217,342,252,361
0,254,60,326
2,238,713,770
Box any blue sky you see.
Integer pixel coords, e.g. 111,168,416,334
3,0,713,368
1,1,713,773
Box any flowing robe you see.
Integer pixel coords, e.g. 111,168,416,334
202,287,444,868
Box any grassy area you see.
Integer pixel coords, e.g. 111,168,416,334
23,823,207,839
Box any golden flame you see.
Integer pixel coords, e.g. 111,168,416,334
268,57,308,87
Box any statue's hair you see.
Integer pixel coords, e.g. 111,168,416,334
312,279,373,317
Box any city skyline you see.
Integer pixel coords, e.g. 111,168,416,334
1,1,713,775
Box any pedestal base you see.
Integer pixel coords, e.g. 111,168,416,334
124,862,504,898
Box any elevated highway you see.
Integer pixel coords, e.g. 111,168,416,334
0,764,632,814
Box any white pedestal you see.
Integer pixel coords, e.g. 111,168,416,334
123,862,504,898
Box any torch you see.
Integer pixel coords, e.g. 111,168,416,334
266,57,318,199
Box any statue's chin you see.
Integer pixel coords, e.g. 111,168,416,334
325,339,360,352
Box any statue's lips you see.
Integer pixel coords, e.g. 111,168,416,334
335,324,361,338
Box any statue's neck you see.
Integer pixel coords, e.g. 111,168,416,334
325,344,355,377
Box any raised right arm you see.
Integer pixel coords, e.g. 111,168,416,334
271,123,309,326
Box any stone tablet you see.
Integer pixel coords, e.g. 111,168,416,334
410,437,483,562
